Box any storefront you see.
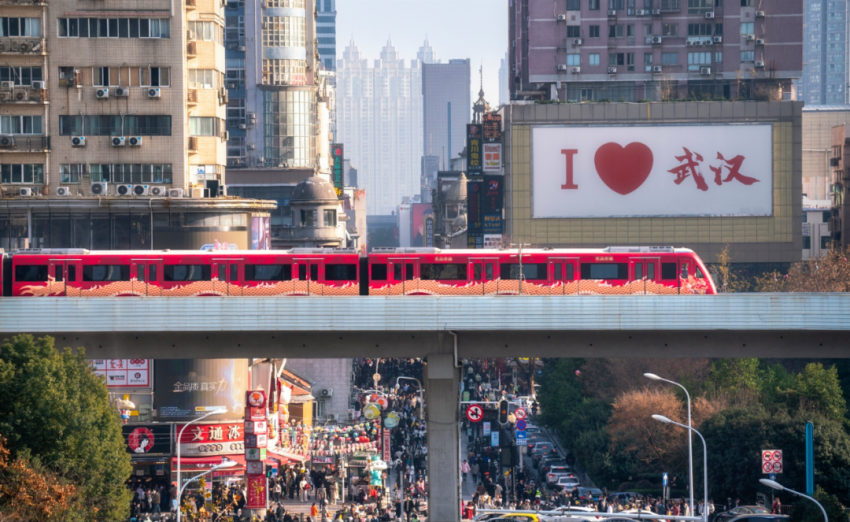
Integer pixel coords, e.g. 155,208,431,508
123,424,173,490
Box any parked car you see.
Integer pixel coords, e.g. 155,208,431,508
546,468,577,485
551,476,581,492
526,440,553,456
724,515,788,522
532,445,559,465
713,507,772,522
575,487,605,502
540,460,568,475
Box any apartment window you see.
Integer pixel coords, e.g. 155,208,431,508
188,21,222,43
58,115,172,136
627,24,635,37
589,0,600,8
740,22,754,35
741,50,754,62
227,98,246,127
58,18,169,38
688,23,713,36
142,66,169,87
225,16,245,42
60,164,84,184
610,0,625,8
567,54,581,66
323,209,336,227
688,51,711,70
90,164,173,183
0,116,42,135
1,18,41,37
567,26,581,38
589,53,600,65
226,59,246,81
589,25,600,37
266,0,304,7
644,24,653,36
262,59,307,85
567,0,581,9
714,23,723,35
715,51,723,63
262,16,306,48
0,66,41,86
644,52,653,70
189,69,216,89
626,52,635,71
662,52,679,64
803,236,811,249
189,117,219,137
662,23,678,36
609,25,624,38
0,164,44,184
688,0,714,13
741,0,751,6
300,209,317,227
93,67,110,87
609,52,625,65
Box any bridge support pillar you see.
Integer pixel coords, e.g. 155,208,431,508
425,351,460,522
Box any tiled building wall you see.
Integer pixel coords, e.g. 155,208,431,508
505,101,802,264
802,109,850,201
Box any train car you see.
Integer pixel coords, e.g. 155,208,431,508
367,247,716,295
9,248,361,297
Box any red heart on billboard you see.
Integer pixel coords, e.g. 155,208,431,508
594,142,654,195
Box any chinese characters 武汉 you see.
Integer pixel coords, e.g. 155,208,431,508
668,148,759,192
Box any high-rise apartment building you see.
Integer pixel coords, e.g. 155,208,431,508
499,52,509,106
316,0,336,72
801,0,849,105
509,0,802,102
422,59,470,167
337,39,424,215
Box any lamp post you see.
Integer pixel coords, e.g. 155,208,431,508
396,376,425,421
651,415,708,522
760,479,828,522
645,373,694,515
176,459,237,518
176,406,227,522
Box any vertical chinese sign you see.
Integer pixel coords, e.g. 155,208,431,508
467,179,484,248
245,390,268,510
467,124,483,177
482,175,504,247
482,114,502,173
331,144,345,196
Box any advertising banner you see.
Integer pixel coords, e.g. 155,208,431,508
483,114,502,143
410,203,435,247
154,359,249,421
483,144,502,172
467,179,483,248
382,428,392,462
93,359,151,388
246,474,268,509
332,144,345,195
176,422,245,456
123,424,171,455
467,124,483,176
531,124,774,218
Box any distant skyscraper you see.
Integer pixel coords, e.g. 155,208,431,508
337,39,424,215
422,59,471,167
417,38,440,64
317,0,337,72
802,0,849,105
499,52,509,107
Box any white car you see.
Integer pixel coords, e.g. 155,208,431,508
553,476,581,491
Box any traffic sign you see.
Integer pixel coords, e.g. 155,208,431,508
514,408,528,420
762,449,783,474
516,419,527,431
516,431,528,446
466,404,484,423
491,432,499,447
663,473,668,487
483,422,491,436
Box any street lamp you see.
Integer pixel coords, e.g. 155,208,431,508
396,376,425,421
645,373,694,516
651,415,708,522
176,458,237,518
176,406,227,522
759,479,828,522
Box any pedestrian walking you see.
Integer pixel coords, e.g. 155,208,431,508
461,459,470,482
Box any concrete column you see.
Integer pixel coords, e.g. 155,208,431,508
425,349,460,522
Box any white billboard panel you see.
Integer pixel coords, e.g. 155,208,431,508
531,124,773,218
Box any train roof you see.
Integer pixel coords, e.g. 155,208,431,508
8,246,695,256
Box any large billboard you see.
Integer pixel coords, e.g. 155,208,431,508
93,359,151,388
531,124,773,218
410,203,435,247
154,360,249,421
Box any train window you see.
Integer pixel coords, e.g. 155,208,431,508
325,264,357,281
371,264,387,281
580,263,627,280
149,265,157,281
500,263,549,280
486,263,493,279
137,266,145,282
83,265,130,282
310,264,318,281
218,265,226,281
421,263,468,280
647,263,655,280
661,263,677,280
635,263,643,280
163,265,211,282
393,264,402,280
68,265,76,281
298,265,306,280
230,264,238,281
554,264,562,280
566,263,574,281
696,267,704,279
680,263,689,279
15,265,48,281
246,264,291,281
54,265,63,282
405,264,413,281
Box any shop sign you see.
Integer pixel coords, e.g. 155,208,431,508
467,124,483,176
246,474,268,510
246,407,266,421
246,390,267,409
246,448,267,461
176,422,244,456
332,144,345,195
483,144,502,172
382,428,391,462
247,461,265,475
245,434,268,449
483,113,502,143
244,420,267,434
93,359,151,388
312,456,334,464
123,424,172,455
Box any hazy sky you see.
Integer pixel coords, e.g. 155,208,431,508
336,0,508,106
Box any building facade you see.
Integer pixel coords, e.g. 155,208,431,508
802,106,850,201
803,196,833,259
509,0,802,102
316,0,336,72
503,101,803,268
499,52,509,107
801,0,849,105
285,359,352,423
336,39,424,215
422,59,470,166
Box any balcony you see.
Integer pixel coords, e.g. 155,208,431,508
187,88,198,105
0,87,47,104
0,136,50,152
0,38,46,54
660,0,679,11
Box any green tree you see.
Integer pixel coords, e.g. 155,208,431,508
705,359,762,397
0,335,132,521
788,486,849,522
796,363,847,421
536,358,585,433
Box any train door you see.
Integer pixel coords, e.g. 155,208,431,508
678,258,690,294
547,258,579,295
213,259,243,296
48,259,81,296
389,257,417,295
629,257,659,294
296,258,323,295
471,258,496,295
131,260,163,296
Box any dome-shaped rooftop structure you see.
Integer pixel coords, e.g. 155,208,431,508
445,173,468,202
291,175,338,203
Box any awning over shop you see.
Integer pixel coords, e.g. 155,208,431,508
268,450,307,463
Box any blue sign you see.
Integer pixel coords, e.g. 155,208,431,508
663,473,668,487
516,420,527,431
491,432,499,447
770,473,776,481
806,421,814,496
516,431,528,446
483,422,491,436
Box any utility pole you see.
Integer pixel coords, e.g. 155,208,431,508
510,243,531,295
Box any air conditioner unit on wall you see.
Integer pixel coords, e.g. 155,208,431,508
557,64,568,71
321,388,334,397
115,87,129,97
91,182,107,195
71,136,86,147
608,67,617,74
19,187,32,196
116,184,133,196
96,88,108,99
57,187,71,196
168,188,184,198
150,186,168,196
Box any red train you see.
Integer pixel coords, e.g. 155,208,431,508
0,246,717,297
